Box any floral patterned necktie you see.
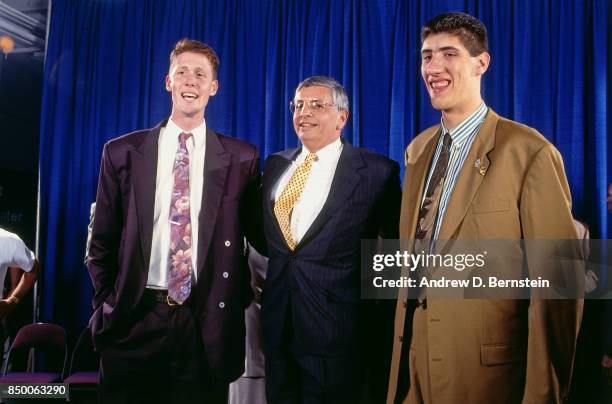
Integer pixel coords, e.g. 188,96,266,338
168,132,193,304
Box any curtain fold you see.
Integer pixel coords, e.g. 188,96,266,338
39,0,608,333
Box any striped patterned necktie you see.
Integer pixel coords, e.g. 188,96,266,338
274,153,318,250
415,132,452,241
414,132,451,303
168,132,193,305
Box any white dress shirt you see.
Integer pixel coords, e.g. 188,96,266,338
147,118,206,288
272,138,343,244
0,228,35,290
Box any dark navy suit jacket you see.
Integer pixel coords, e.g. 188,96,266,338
87,120,263,383
261,140,401,357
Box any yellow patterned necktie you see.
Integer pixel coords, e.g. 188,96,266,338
274,153,318,250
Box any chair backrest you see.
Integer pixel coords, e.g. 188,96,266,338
68,327,99,374
2,322,67,377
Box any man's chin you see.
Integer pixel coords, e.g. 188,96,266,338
429,98,448,111
297,130,316,139
178,107,205,117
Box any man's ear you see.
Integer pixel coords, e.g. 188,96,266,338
209,80,219,97
165,75,171,92
475,52,490,76
336,109,349,131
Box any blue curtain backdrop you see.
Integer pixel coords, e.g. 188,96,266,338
38,0,609,333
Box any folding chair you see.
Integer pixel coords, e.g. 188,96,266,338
64,327,99,402
0,322,67,383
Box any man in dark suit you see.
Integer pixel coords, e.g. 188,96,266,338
261,76,401,403
87,38,262,404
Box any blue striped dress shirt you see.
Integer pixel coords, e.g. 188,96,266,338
421,103,489,240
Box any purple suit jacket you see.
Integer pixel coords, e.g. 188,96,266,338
87,120,263,383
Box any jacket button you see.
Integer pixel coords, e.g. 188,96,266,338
218,302,225,309
222,272,229,278
224,240,231,247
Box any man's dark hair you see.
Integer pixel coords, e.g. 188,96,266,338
421,12,488,56
169,38,220,78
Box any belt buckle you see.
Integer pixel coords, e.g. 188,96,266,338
417,298,427,309
166,295,179,306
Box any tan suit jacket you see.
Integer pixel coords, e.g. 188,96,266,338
387,110,583,404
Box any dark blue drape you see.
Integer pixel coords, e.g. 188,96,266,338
39,0,609,334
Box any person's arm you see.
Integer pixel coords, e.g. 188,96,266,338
9,267,22,292
87,143,121,310
520,144,583,403
0,259,40,319
364,159,402,402
84,202,96,264
242,147,266,256
376,160,402,239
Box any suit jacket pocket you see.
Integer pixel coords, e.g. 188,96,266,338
472,199,510,214
480,344,526,366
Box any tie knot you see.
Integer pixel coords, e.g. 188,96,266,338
305,153,318,164
179,132,192,146
442,132,451,146
442,132,452,150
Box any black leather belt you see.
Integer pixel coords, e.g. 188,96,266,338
143,288,181,306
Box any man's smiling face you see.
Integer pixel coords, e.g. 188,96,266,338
166,51,218,123
421,32,488,116
292,85,348,153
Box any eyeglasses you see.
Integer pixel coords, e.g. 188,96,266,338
289,99,337,114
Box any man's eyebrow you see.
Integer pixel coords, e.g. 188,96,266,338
421,45,461,54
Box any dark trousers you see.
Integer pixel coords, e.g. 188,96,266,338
266,349,360,404
99,293,228,404
265,305,361,404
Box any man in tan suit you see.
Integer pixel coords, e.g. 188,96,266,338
387,12,583,404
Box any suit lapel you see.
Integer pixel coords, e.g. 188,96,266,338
263,148,300,248
437,110,498,240
397,128,441,300
298,141,364,249
196,128,231,279
133,121,164,269
401,128,441,240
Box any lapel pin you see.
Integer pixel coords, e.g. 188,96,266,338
475,158,487,175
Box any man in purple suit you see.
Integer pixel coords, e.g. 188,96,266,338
87,39,263,404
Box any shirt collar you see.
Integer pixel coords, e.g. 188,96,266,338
440,102,488,146
298,137,343,163
166,118,207,148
